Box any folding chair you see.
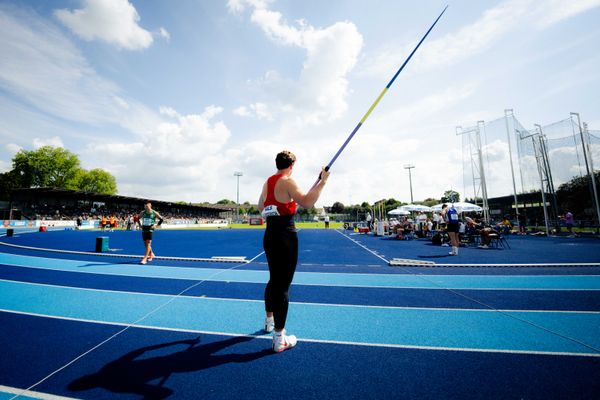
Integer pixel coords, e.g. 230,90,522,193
490,234,510,249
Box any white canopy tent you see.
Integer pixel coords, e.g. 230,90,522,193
430,202,483,213
388,208,411,216
400,204,432,212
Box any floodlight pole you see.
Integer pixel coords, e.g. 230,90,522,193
571,112,600,228
504,109,520,217
234,171,243,222
456,124,489,223
521,126,550,236
404,164,415,204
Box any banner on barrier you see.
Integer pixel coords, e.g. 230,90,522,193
2,220,33,228
161,222,229,229
37,220,76,228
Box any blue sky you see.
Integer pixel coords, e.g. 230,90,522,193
1,0,599,206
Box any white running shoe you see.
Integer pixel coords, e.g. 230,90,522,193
264,317,275,333
272,330,297,353
448,251,457,256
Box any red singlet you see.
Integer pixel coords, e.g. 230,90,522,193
264,173,297,216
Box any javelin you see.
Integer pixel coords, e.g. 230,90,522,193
315,5,448,183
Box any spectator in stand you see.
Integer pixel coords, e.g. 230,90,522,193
498,216,512,235
109,215,116,232
133,213,140,230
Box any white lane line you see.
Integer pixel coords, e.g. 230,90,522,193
0,241,249,263
9,250,265,399
332,230,600,355
0,385,78,400
3,282,600,314
1,309,599,359
334,229,389,264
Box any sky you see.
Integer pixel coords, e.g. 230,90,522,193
1,0,599,207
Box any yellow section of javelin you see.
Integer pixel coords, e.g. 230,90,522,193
360,87,388,124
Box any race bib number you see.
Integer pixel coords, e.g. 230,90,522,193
142,218,153,226
261,205,280,218
449,212,459,222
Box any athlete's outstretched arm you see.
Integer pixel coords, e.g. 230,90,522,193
287,167,329,209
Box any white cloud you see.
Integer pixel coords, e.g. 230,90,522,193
533,0,600,28
233,106,251,117
5,143,22,155
234,103,273,120
0,5,162,136
33,136,64,149
83,105,232,201
157,27,170,41
228,0,363,126
0,160,10,173
227,0,273,15
360,0,600,77
55,0,154,50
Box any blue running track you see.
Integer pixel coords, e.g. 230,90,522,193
0,228,599,399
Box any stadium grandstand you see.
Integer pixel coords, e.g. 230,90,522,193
1,188,235,224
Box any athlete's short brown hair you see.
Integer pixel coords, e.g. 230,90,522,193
275,150,296,170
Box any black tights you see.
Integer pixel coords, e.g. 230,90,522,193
263,217,298,331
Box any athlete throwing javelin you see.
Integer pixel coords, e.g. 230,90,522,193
138,201,164,265
258,150,330,352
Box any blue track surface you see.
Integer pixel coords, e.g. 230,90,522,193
0,228,599,399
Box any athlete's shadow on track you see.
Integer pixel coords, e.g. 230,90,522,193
68,332,271,399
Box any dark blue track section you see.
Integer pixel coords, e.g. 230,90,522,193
347,232,600,264
2,229,600,275
1,312,598,400
2,264,600,311
1,229,265,259
6,241,600,275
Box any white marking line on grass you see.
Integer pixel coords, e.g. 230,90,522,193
9,250,265,400
1,309,599,359
0,385,78,400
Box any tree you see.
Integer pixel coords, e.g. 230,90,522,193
246,205,259,215
441,190,460,203
330,201,345,214
422,197,439,207
556,171,600,217
0,170,24,200
68,168,117,195
12,146,80,188
5,146,118,195
217,199,236,205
